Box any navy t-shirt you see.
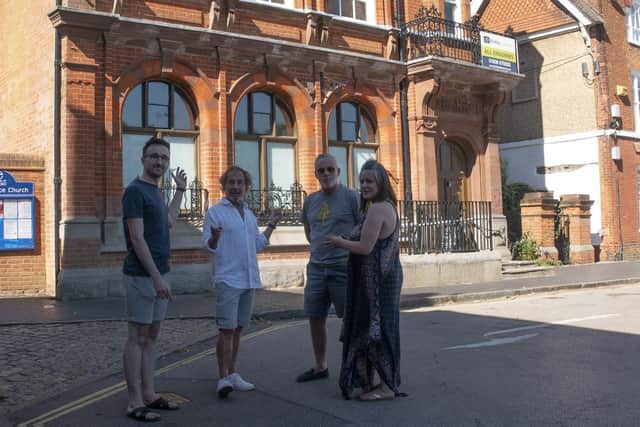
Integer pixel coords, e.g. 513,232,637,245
122,178,170,276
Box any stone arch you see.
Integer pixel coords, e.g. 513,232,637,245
228,66,314,126
112,57,219,199
324,84,400,192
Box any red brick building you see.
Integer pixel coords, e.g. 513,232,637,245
479,0,640,261
0,0,519,298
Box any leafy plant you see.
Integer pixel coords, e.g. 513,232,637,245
501,160,536,245
512,232,541,261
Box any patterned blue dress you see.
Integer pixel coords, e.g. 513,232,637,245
339,206,403,399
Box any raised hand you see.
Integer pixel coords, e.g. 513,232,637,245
208,225,223,249
269,207,283,225
171,167,188,190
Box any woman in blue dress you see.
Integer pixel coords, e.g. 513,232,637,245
326,159,403,401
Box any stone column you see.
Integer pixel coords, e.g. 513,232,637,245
520,192,558,260
559,194,594,264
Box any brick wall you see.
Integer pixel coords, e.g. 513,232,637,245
0,1,56,295
0,156,47,296
593,2,640,260
48,1,404,280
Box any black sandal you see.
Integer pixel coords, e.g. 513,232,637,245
296,368,329,382
127,406,161,422
146,396,179,410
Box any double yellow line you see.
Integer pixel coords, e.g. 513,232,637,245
18,321,304,426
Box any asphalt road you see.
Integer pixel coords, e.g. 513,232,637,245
12,284,640,426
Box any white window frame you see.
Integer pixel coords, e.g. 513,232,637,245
627,2,640,46
327,0,376,25
247,0,295,9
444,0,462,23
633,72,640,132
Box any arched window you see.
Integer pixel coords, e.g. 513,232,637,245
234,91,296,190
328,102,377,187
121,80,198,200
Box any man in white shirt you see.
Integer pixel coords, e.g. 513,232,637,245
202,166,281,398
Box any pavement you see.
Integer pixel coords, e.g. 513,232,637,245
8,281,640,426
0,260,638,325
1,260,639,424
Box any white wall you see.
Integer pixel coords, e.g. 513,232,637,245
500,131,602,235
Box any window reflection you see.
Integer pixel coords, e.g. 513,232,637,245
121,80,198,199
234,91,296,192
328,102,377,187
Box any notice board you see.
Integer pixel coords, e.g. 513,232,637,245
0,170,35,250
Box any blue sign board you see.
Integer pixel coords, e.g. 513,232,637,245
0,170,35,251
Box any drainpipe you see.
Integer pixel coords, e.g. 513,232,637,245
396,0,412,200
54,0,62,296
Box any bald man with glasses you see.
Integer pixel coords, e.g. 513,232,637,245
296,153,360,383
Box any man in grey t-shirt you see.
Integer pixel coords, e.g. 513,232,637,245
296,153,359,383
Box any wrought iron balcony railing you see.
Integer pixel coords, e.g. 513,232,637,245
247,183,307,226
398,200,493,255
401,6,483,64
160,179,209,220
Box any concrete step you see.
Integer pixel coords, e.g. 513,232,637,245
501,260,537,268
502,265,553,274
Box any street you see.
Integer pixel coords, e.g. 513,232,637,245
8,283,640,426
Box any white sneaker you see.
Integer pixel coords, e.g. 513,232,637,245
217,377,233,398
228,372,255,391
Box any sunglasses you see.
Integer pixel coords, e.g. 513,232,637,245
316,166,336,174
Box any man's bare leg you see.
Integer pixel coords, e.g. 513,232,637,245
124,323,160,419
309,316,328,372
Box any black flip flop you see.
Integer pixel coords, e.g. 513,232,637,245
127,406,161,422
146,396,179,410
296,368,329,382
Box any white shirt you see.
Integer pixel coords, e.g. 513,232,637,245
202,198,269,289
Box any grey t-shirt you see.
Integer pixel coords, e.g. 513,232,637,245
301,185,360,266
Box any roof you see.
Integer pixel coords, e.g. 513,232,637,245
472,0,603,25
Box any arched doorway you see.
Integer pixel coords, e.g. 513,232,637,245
437,139,469,202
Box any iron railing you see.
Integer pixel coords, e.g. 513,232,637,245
160,179,209,219
398,200,493,255
402,6,482,63
247,183,307,226
555,213,570,264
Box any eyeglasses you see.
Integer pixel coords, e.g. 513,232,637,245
145,153,170,162
316,166,336,174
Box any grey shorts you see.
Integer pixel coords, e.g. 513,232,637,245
124,273,170,325
215,282,255,330
304,262,347,318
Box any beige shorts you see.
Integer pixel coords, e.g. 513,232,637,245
124,274,171,324
215,281,255,330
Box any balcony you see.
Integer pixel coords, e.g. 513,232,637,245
401,6,515,68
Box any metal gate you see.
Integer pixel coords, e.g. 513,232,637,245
555,214,570,264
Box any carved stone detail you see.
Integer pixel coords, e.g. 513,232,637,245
305,13,318,45
433,94,482,115
305,12,331,45
385,30,398,60
158,39,182,74
416,115,438,134
112,0,122,14
209,0,222,29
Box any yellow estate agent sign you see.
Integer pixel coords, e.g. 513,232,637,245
480,31,519,73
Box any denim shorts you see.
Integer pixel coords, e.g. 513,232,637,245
304,262,347,318
215,282,255,330
124,273,170,325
